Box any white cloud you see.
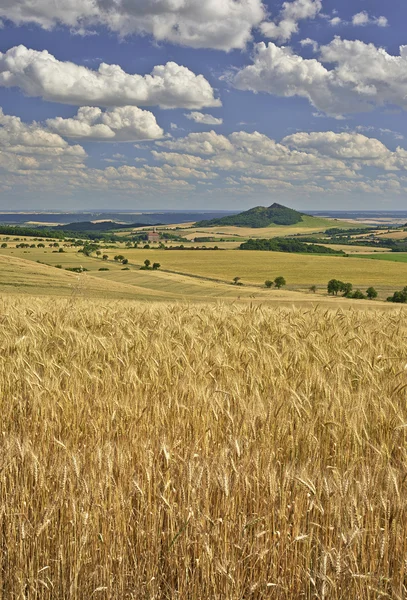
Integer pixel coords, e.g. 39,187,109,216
0,45,221,109
232,39,407,116
0,0,265,51
185,112,223,126
3,107,407,203
352,12,388,27
300,38,319,52
260,0,322,43
47,106,164,141
153,129,407,196
329,17,342,26
0,108,86,173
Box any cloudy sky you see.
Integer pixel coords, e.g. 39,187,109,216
0,0,406,211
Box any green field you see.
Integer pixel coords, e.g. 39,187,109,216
356,252,407,263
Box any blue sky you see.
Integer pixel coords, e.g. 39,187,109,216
0,0,406,210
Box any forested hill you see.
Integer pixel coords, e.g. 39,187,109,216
195,203,306,228
55,221,158,232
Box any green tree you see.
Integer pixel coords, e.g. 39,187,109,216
309,285,317,293
341,282,353,297
152,262,161,270
265,279,273,288
96,250,102,256
327,279,343,295
1,243,7,248
122,258,129,265
233,277,241,285
387,287,407,303
144,259,151,269
366,287,378,300
102,254,109,261
274,276,286,289
352,290,366,300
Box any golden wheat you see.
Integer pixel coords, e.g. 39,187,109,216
1,295,407,599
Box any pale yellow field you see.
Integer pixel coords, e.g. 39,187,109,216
379,231,407,240
2,296,407,598
318,243,392,254
113,248,406,288
0,254,171,300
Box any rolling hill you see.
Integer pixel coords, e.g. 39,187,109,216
195,203,308,228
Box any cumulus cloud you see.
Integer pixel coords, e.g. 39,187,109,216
154,129,407,196
352,12,388,27
185,112,223,126
0,108,86,173
0,0,265,51
260,0,322,43
47,106,164,141
3,119,407,201
232,39,407,116
0,45,221,109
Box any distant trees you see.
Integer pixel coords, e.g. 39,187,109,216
387,287,407,303
352,290,366,300
114,254,125,262
328,280,379,301
264,277,287,289
122,258,129,265
1,243,7,248
140,259,159,271
274,276,286,289
327,279,343,296
310,285,317,293
233,277,242,286
366,287,378,300
327,279,353,297
102,254,109,261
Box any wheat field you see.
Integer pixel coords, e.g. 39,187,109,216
1,295,407,599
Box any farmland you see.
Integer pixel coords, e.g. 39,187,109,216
1,296,407,599
1,240,406,301
110,248,407,289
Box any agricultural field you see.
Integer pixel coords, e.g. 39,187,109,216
113,248,407,290
1,241,406,301
356,252,407,263
1,296,407,598
173,215,362,241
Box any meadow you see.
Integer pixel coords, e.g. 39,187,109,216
356,253,407,263
1,296,407,599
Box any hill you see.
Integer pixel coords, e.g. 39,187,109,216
195,203,307,228
55,220,159,233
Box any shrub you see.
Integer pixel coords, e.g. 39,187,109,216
265,280,273,288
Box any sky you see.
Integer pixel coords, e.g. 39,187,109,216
0,0,407,211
